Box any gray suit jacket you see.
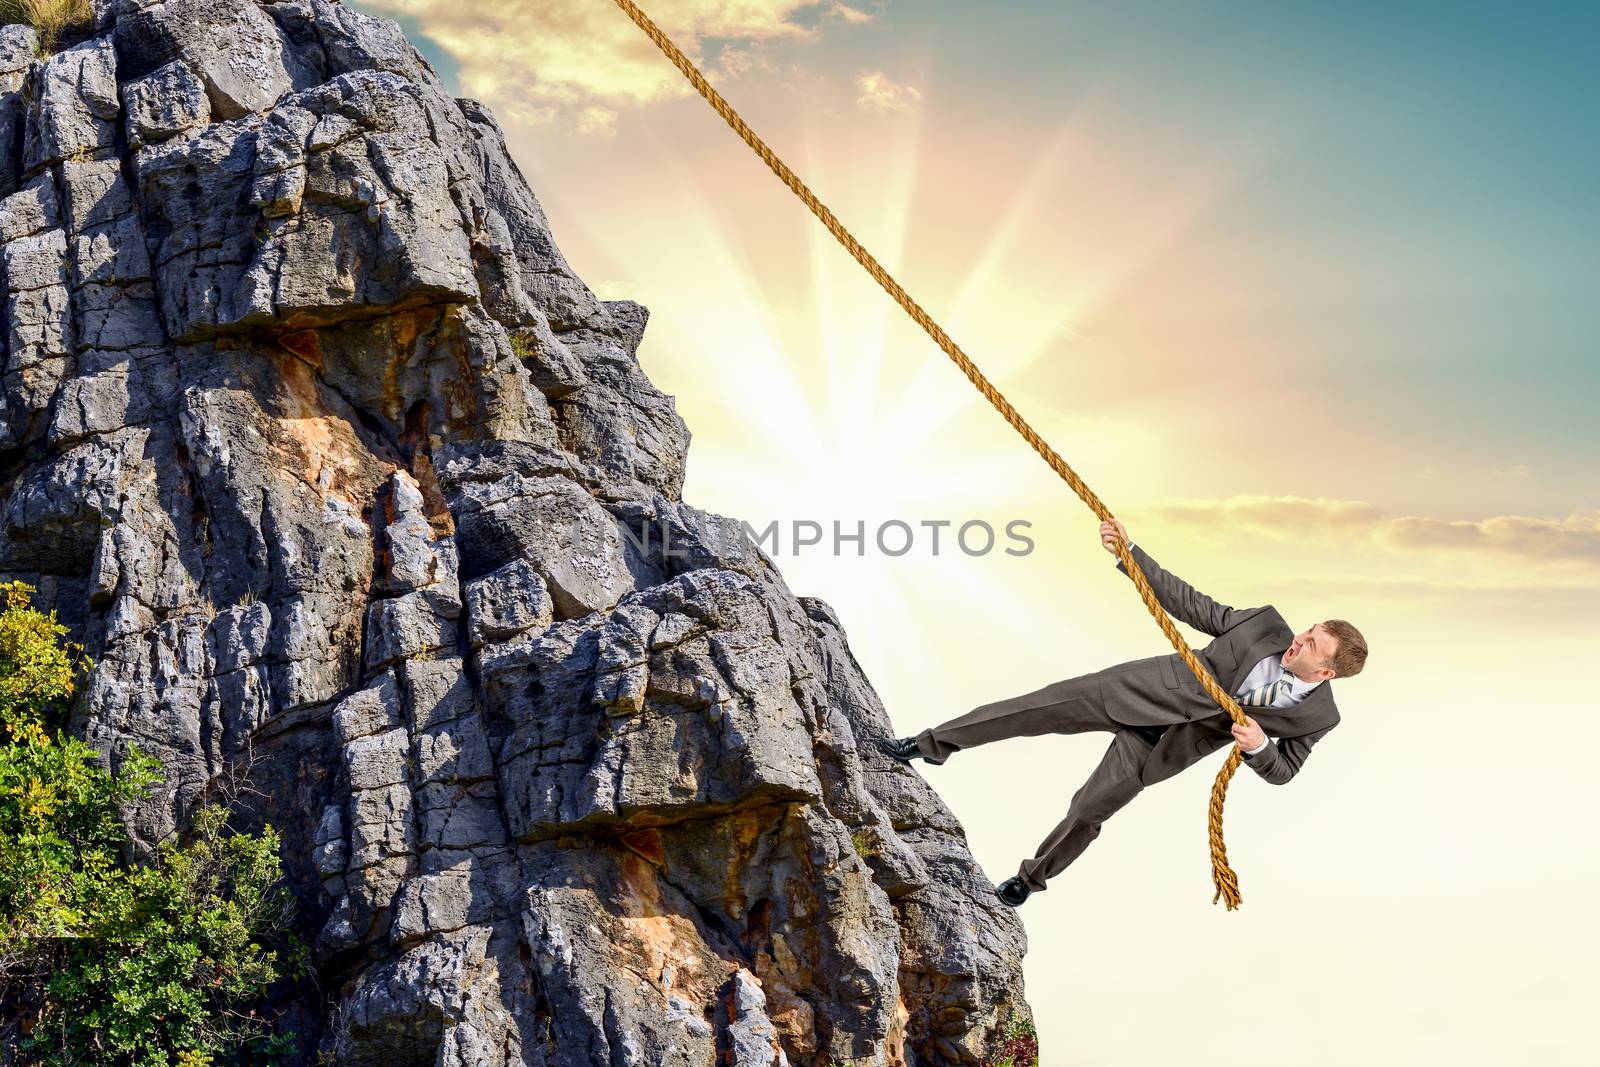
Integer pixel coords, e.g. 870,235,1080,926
1106,543,1340,787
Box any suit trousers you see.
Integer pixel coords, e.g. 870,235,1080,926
914,671,1164,892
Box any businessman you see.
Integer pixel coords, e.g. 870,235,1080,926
876,519,1369,907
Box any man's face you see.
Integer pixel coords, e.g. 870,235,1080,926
1282,622,1338,681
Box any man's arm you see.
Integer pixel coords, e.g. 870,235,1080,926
1114,543,1246,638
1239,723,1334,786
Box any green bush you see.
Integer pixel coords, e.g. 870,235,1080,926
980,1009,1039,1067
849,828,879,859
507,330,535,361
0,580,297,1066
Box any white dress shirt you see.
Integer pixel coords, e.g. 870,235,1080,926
1231,653,1322,754
1124,542,1319,754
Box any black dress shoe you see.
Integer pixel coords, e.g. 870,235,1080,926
874,736,922,764
996,876,1032,907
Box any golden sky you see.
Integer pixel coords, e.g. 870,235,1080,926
356,2,1599,1061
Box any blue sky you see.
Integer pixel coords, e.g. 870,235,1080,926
910,1,1600,497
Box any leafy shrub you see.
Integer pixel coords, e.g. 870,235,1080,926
0,580,296,1066
980,1008,1039,1067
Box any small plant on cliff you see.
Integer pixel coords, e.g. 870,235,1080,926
0,580,295,1066
980,1009,1039,1067
0,0,93,55
508,330,536,360
849,828,879,859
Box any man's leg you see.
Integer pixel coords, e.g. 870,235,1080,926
1015,727,1158,892
915,672,1115,765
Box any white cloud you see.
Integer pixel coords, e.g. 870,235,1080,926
575,105,620,137
825,2,876,25
855,69,922,114
1376,508,1600,561
354,0,869,133
1144,494,1600,567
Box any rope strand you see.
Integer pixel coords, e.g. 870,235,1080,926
613,0,1254,908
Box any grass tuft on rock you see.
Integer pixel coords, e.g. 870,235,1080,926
0,0,93,55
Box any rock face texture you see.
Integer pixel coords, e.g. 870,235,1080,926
0,2,1030,1063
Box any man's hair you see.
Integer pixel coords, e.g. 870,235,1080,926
1319,619,1368,678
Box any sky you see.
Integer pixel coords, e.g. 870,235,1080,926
352,2,1599,1062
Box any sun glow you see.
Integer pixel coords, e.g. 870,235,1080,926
516,67,1280,693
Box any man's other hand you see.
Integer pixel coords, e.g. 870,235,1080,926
1231,716,1266,751
1100,519,1130,556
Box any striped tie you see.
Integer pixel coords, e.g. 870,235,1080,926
1239,670,1290,708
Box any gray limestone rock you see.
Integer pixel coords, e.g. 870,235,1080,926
0,2,1032,1064
23,37,121,171
120,58,211,148
113,0,297,119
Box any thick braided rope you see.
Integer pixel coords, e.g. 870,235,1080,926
614,0,1253,909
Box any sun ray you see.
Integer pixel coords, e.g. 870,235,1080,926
879,123,1280,450
795,66,932,453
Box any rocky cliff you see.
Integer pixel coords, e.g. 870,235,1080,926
0,1,1029,1062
